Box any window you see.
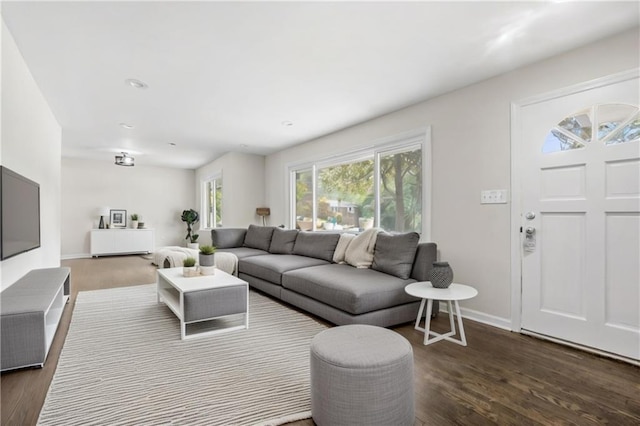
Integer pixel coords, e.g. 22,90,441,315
202,175,222,228
543,104,639,153
379,146,422,233
289,131,428,235
317,158,374,231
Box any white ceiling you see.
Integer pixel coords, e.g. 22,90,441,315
2,1,638,169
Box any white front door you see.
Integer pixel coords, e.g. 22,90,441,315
518,74,639,360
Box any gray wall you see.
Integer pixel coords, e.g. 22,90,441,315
265,28,640,327
1,20,62,289
61,158,196,257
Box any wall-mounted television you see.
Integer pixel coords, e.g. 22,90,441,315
1,166,41,260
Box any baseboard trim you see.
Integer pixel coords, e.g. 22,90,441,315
439,304,512,331
521,330,639,366
61,253,92,260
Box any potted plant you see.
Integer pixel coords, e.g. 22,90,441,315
199,245,216,267
183,256,198,277
199,245,217,275
181,209,200,249
130,213,139,229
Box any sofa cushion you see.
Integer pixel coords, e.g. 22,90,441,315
217,247,268,259
292,232,340,262
240,254,329,285
333,233,356,263
282,264,416,315
371,232,420,279
211,228,246,248
243,225,276,251
269,228,298,254
410,242,438,281
344,228,380,268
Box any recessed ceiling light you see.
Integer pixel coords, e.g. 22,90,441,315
125,78,148,89
281,120,294,127
119,123,134,129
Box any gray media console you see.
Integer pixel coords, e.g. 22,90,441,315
0,267,71,371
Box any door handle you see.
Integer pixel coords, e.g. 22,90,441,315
525,226,535,235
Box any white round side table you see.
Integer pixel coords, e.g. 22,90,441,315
405,281,478,346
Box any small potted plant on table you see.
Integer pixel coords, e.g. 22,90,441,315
183,256,198,277
199,245,217,275
131,213,139,229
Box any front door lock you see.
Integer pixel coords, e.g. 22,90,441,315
524,226,536,252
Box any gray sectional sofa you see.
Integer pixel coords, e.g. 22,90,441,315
212,225,437,327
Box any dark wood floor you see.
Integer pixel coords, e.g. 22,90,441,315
2,256,639,425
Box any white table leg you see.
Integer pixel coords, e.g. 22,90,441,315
454,300,467,346
421,299,468,346
415,298,426,331
423,299,434,345
447,300,456,336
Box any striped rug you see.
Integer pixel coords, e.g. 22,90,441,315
38,284,327,425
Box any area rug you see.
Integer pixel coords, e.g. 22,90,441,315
38,284,327,425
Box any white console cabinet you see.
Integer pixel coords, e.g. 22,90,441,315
90,229,155,257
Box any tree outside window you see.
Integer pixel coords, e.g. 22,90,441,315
292,143,423,233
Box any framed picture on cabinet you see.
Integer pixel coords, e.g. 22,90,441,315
110,209,127,228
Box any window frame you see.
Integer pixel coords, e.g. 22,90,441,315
201,172,222,230
287,127,431,239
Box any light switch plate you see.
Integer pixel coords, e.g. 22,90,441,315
481,189,508,204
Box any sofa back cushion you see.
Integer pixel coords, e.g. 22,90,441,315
292,232,340,262
211,228,247,248
410,242,438,281
269,228,299,254
371,232,420,279
243,225,276,251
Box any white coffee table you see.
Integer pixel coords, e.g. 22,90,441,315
157,267,249,340
405,281,478,346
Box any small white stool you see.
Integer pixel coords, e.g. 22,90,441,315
405,282,478,346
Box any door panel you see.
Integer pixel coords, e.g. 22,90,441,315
520,75,640,360
605,213,639,330
539,213,586,319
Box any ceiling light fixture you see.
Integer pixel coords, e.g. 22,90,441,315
281,120,294,127
115,152,135,166
125,78,148,89
168,142,176,146
119,122,134,129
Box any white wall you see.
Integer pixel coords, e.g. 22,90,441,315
265,28,640,325
61,158,195,257
1,19,62,289
196,152,266,245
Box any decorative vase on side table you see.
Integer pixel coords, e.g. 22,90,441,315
429,261,454,288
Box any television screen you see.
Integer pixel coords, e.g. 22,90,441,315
0,166,41,260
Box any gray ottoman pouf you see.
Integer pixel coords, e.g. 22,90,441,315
310,324,414,426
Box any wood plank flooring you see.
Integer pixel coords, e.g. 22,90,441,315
2,255,639,425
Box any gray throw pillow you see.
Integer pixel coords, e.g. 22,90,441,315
243,224,276,252
292,232,340,262
371,232,420,279
269,228,298,254
211,228,246,248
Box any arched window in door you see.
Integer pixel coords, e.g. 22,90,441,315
542,104,639,153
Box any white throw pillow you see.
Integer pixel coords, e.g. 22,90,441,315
344,228,380,268
332,233,356,264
